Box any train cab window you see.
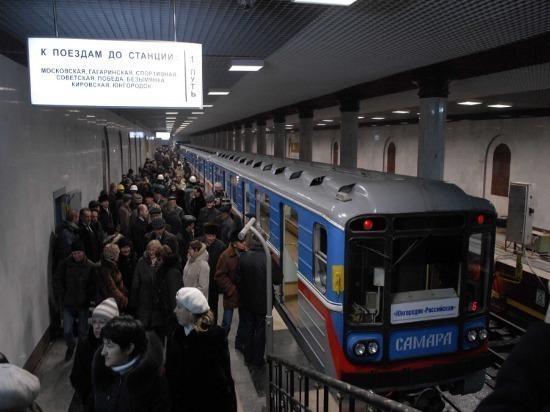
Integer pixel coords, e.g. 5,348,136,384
256,190,270,239
347,238,386,325
390,234,461,296
466,232,493,313
313,224,327,294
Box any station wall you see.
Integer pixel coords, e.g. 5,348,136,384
0,54,150,367
309,116,550,229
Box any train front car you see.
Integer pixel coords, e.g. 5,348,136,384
339,178,496,396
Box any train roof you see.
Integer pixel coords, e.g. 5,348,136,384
183,146,495,229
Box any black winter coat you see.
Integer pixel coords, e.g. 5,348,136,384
475,321,550,411
236,247,283,314
70,325,101,411
166,324,236,412
130,254,163,328
53,255,96,309
91,332,170,412
156,253,183,317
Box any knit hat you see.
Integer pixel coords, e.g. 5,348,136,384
103,243,120,262
92,298,119,321
0,364,41,410
71,240,85,252
176,287,210,314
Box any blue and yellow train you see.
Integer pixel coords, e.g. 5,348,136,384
181,145,496,396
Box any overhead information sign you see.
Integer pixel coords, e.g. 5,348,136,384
28,38,202,108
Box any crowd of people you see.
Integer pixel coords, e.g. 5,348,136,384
46,146,282,411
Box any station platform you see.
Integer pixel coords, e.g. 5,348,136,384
33,302,307,412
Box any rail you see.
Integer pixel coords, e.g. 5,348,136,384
267,354,420,412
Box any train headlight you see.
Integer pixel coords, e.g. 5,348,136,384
367,341,379,355
466,329,478,342
353,342,367,356
478,328,488,341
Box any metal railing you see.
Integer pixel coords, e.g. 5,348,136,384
267,354,420,412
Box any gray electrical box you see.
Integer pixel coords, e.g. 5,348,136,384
506,182,535,245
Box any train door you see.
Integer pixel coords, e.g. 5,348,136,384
280,203,299,321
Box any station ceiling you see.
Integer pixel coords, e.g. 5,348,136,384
0,0,549,137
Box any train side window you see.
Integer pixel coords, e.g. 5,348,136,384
244,182,251,216
347,238,386,325
230,175,238,203
313,224,327,294
466,232,493,313
256,190,270,239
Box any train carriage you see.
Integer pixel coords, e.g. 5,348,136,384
181,145,496,397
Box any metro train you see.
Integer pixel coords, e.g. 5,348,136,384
180,145,496,397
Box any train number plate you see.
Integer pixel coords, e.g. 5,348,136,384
389,325,458,360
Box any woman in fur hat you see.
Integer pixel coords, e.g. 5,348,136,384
129,240,164,341
91,316,170,411
97,244,129,310
182,240,209,298
166,287,236,412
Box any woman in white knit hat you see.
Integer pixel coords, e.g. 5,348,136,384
70,298,119,411
165,287,236,411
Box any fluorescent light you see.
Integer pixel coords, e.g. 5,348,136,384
166,111,178,114
229,59,264,72
208,89,230,95
487,103,512,108
392,110,410,114
322,119,333,122
371,117,385,120
457,100,483,106
285,124,293,127
203,104,213,108
316,123,327,126
191,112,204,115
357,116,365,119
292,0,357,5
166,117,176,120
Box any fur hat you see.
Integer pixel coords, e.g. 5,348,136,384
176,287,210,314
98,193,109,203
132,194,143,203
0,364,41,410
71,240,85,252
205,194,215,203
228,229,241,243
203,223,219,236
151,218,166,229
103,243,120,261
118,237,132,249
92,298,119,320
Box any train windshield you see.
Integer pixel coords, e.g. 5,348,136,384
347,230,492,326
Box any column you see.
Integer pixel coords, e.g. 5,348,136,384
234,123,242,151
244,121,253,153
339,98,360,168
299,107,314,162
416,74,450,180
273,113,286,158
256,118,267,155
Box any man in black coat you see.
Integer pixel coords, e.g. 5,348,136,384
198,223,226,324
129,204,149,257
236,233,283,367
53,241,97,361
78,207,102,263
145,218,179,256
